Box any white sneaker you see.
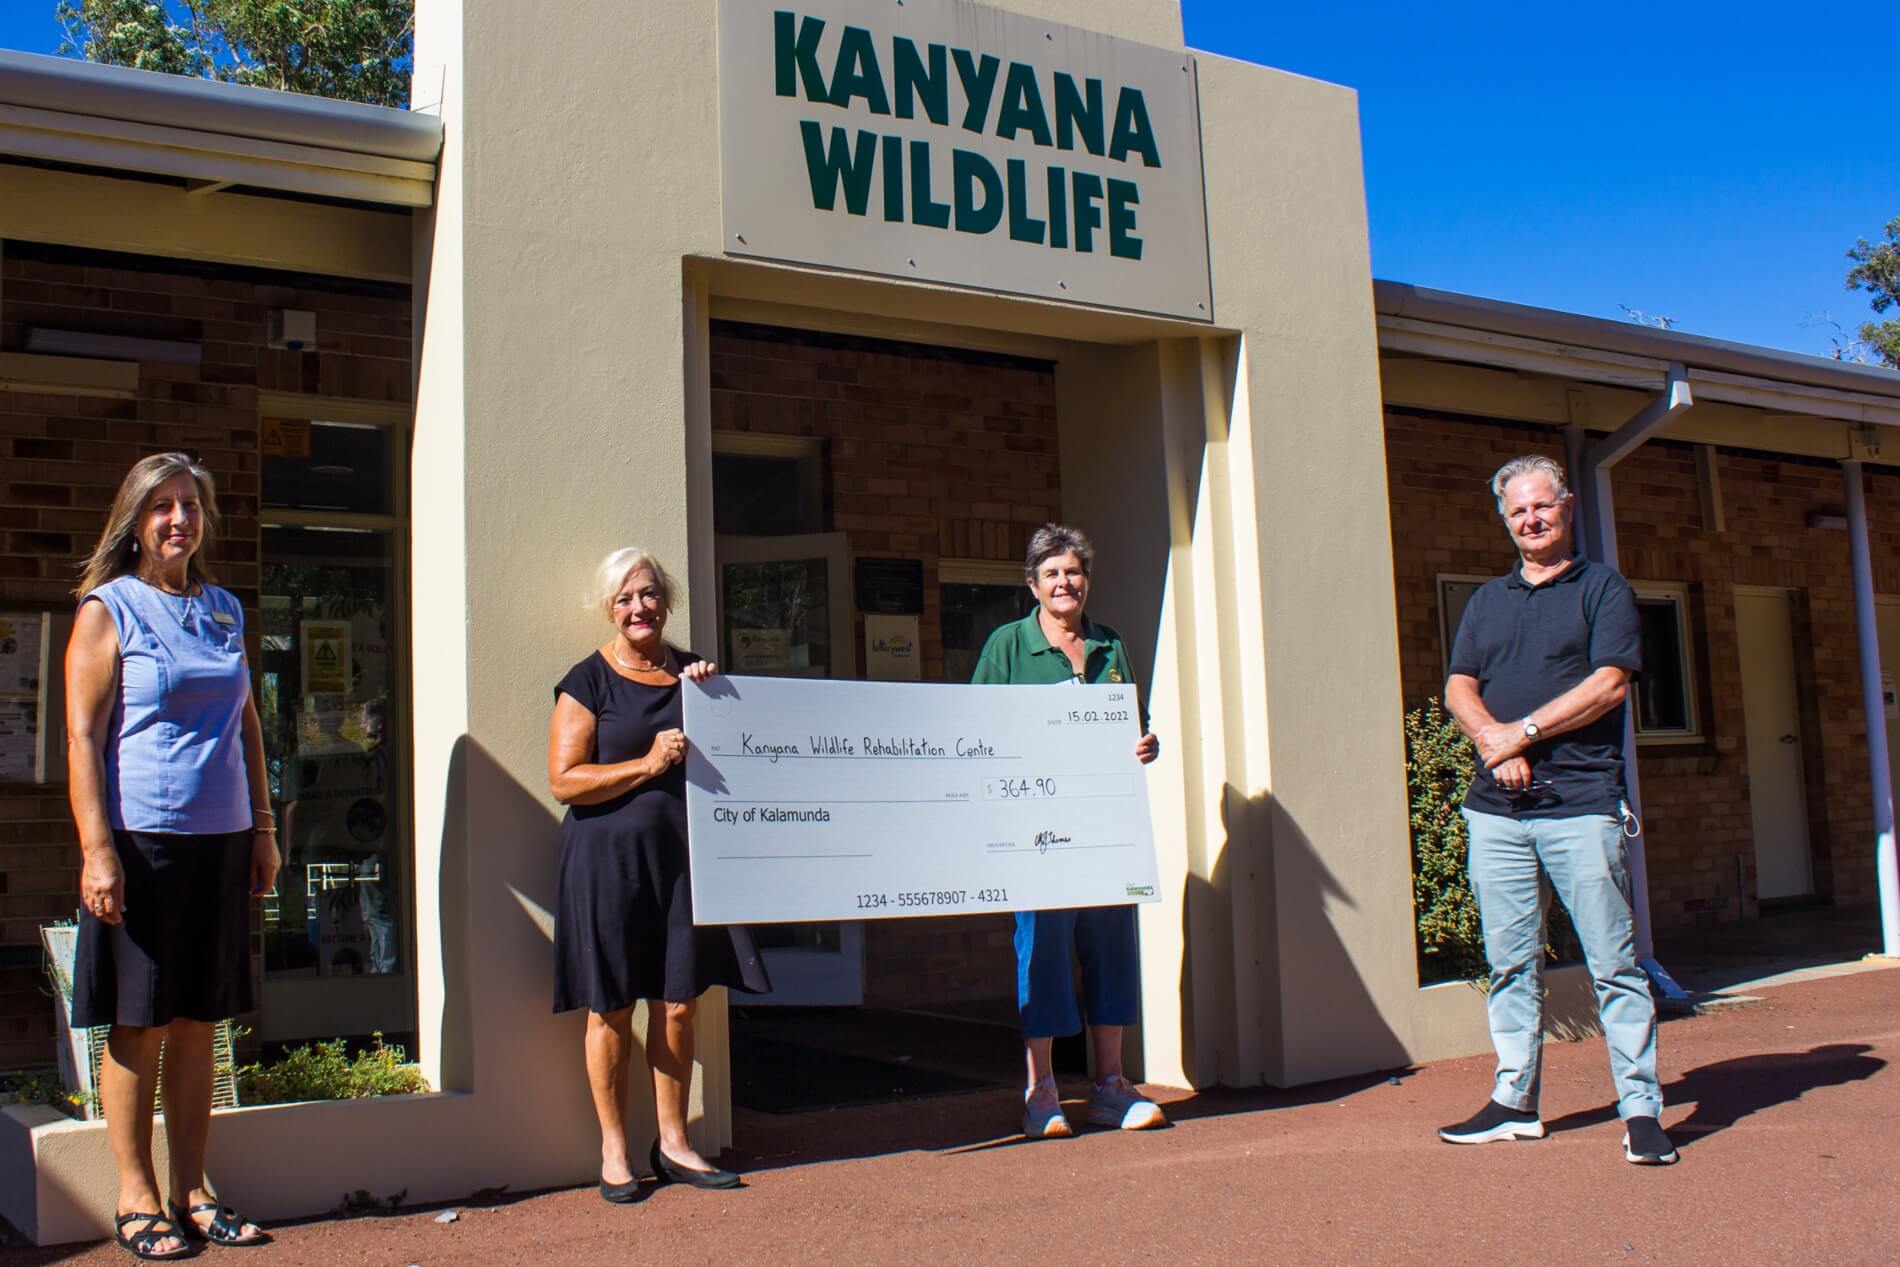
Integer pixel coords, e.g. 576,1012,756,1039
1022,1075,1073,1139
1088,1074,1167,1130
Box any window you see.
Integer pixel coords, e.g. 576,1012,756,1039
257,396,413,1045
1631,584,1701,742
940,560,1033,683
712,433,822,536
1435,574,1492,682
1438,573,1704,743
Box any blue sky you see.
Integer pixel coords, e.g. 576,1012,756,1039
1183,1,1898,356
3,3,1893,357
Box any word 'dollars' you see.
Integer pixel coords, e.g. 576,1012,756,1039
773,10,1161,259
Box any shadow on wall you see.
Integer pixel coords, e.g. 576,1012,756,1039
1177,784,1409,1088
428,735,603,1146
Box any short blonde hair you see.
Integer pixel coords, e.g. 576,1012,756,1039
587,547,679,617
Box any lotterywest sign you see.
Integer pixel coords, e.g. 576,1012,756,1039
718,0,1213,322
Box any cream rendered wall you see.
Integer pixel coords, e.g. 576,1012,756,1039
6,0,1484,1240
1186,55,1415,1085
408,0,1439,1123
406,0,734,1203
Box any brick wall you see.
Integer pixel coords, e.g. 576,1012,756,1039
1385,408,1900,929
710,320,1060,1009
0,240,410,1069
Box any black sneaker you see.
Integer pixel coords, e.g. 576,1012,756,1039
1622,1115,1678,1165
1437,1098,1546,1144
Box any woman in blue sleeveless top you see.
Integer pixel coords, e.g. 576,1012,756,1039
66,453,277,1259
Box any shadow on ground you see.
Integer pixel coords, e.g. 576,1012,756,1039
1542,1042,1885,1145
724,1064,1414,1173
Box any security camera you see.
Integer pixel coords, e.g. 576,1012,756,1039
268,309,317,351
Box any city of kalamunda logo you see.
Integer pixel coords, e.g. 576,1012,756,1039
774,10,1161,260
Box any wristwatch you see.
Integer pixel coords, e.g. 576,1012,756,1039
1522,718,1541,741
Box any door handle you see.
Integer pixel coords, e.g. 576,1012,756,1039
1779,734,1798,744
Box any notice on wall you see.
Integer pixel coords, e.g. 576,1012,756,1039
301,620,352,695
718,0,1213,322
0,611,48,783
260,418,312,458
864,613,921,681
0,612,44,696
731,628,795,672
0,696,36,783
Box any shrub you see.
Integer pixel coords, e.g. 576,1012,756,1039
1407,700,1487,984
1406,700,1580,986
233,1033,429,1105
0,1068,91,1119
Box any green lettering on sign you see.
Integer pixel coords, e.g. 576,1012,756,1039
1109,88,1161,168
910,139,951,228
831,25,891,114
1053,73,1104,156
774,11,829,102
800,121,876,215
1070,169,1104,253
1045,164,1069,249
995,62,1053,147
882,133,906,222
892,37,948,125
951,48,1001,134
1005,158,1046,244
1106,178,1142,259
953,149,1004,234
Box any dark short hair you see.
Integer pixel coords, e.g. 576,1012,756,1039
1024,523,1095,584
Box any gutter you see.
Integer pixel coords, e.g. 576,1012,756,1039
1374,280,1900,410
0,49,441,207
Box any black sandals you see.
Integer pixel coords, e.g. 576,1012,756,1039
113,1212,192,1261
168,1200,271,1248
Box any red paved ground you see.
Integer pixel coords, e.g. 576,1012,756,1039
9,966,1897,1265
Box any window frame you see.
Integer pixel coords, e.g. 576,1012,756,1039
256,390,416,1032
710,430,824,536
1434,573,1494,685
1628,580,1704,746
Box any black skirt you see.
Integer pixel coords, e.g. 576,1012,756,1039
71,830,255,1029
551,651,771,1013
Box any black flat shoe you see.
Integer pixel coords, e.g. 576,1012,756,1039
167,1200,270,1248
649,1138,742,1189
598,1176,646,1204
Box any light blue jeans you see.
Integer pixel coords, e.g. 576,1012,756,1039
1463,808,1662,1121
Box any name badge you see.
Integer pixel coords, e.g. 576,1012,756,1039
211,611,236,627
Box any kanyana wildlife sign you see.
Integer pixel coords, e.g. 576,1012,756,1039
718,0,1213,322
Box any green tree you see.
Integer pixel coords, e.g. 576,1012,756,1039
1846,217,1900,370
57,0,413,108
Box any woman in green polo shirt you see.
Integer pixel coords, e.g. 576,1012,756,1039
971,523,1164,1140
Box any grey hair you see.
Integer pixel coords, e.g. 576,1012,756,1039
587,547,679,617
1023,523,1095,584
1490,455,1570,515
76,452,221,599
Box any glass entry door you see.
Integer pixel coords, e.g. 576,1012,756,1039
713,533,863,1005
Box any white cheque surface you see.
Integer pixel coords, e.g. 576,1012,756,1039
683,677,1159,924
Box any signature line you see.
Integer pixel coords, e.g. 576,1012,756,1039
715,853,875,860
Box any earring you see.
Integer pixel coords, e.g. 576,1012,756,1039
131,540,140,554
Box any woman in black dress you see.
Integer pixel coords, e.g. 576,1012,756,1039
547,548,769,1204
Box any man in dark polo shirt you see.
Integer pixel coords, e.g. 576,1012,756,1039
1435,454,1676,1165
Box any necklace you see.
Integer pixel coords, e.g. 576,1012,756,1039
136,571,198,633
611,641,672,674
136,569,192,596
